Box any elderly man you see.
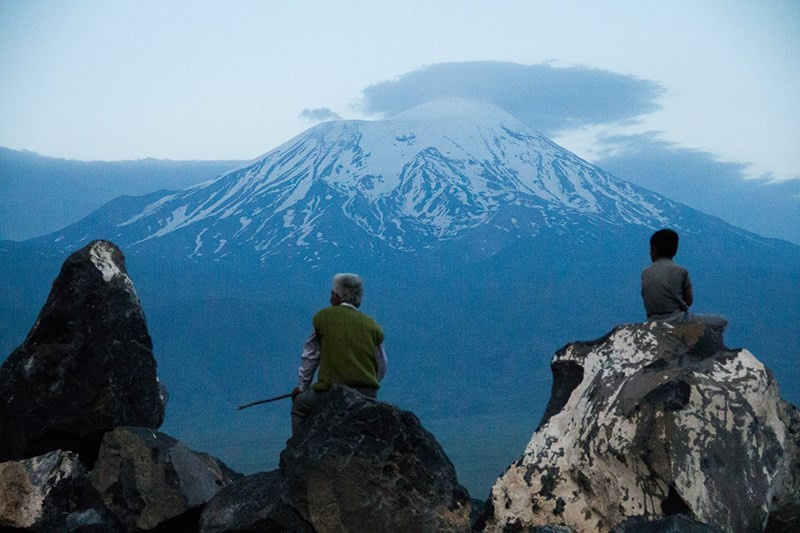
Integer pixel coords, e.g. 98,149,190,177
291,273,387,434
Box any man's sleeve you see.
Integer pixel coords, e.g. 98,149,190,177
682,269,694,308
376,342,387,382
297,331,320,391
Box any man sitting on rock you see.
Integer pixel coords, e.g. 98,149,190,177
291,273,387,434
641,229,728,338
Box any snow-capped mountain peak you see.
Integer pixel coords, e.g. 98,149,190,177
47,99,681,264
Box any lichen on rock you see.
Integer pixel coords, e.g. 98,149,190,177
481,322,800,532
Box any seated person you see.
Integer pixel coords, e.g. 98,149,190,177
641,229,727,337
291,273,387,434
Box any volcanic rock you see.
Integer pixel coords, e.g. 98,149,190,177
0,450,117,531
89,426,239,531
202,386,473,532
610,513,723,532
0,240,166,464
199,470,313,532
768,398,800,531
481,322,800,532
271,385,472,531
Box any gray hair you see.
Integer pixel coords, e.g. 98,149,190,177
332,273,363,307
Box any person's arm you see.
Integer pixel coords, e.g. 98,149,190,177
682,272,694,308
376,342,387,382
683,285,694,308
296,331,320,392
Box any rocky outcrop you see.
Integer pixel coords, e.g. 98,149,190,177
481,322,800,532
202,385,473,532
0,241,237,531
90,426,241,530
9,240,796,531
610,514,723,532
769,399,800,531
285,386,473,531
199,471,313,532
0,240,166,463
0,432,239,532
0,450,117,531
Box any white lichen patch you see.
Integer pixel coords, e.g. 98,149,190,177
89,241,136,291
89,242,124,282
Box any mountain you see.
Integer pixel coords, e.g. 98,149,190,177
2,99,798,497
0,147,244,241
29,99,725,265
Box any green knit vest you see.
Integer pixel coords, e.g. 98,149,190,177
312,305,384,392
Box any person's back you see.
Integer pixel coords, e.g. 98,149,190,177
641,257,691,319
290,273,387,434
312,304,383,392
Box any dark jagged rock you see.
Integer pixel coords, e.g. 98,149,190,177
481,322,800,532
89,426,240,531
278,385,472,532
610,513,724,532
0,450,119,531
0,240,167,464
201,387,473,532
199,471,314,532
0,430,238,532
767,399,800,532
473,500,577,533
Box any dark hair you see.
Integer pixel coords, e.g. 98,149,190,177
650,229,679,258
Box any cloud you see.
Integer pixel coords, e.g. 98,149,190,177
593,133,800,245
360,61,664,134
299,107,341,122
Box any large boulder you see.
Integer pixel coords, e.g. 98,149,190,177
610,513,723,532
768,398,800,531
201,387,473,532
201,386,472,532
0,450,118,531
199,471,314,532
480,322,800,532
89,426,240,531
279,385,472,532
0,240,166,463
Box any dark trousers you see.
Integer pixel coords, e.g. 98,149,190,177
291,386,377,435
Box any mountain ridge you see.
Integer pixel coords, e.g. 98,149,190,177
19,98,779,269
0,147,243,242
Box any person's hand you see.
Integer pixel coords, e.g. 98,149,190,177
291,387,301,399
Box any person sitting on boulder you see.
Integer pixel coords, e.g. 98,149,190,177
641,228,728,338
291,273,387,434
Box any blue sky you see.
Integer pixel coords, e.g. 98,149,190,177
1,0,799,242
